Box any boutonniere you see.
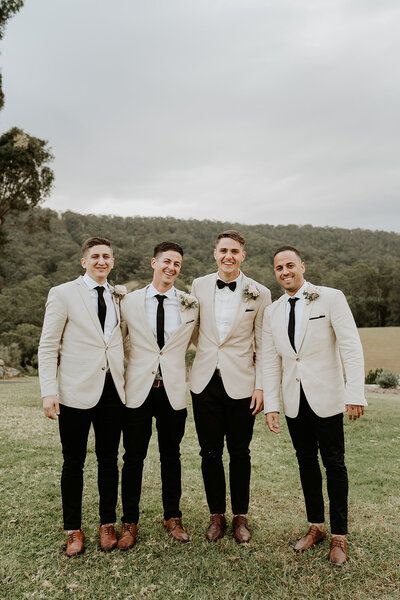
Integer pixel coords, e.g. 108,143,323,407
179,292,198,310
303,286,320,304
243,283,260,302
111,284,127,302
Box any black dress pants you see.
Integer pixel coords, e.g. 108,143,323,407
58,373,124,530
285,386,348,535
121,386,187,524
191,371,255,515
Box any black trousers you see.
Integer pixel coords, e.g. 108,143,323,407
58,373,124,531
191,371,255,515
121,386,187,524
285,386,348,535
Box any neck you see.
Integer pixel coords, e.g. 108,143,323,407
88,273,107,286
152,281,173,294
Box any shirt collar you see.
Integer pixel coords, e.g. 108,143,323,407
83,273,110,290
147,283,176,299
285,280,308,302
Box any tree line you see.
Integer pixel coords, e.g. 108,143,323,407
0,208,399,370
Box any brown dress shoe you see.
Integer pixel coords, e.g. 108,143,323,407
99,524,118,551
293,525,326,552
117,522,138,550
163,517,190,542
328,536,348,565
232,515,251,543
206,514,226,541
66,530,85,557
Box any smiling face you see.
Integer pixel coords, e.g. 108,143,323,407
214,237,246,282
273,250,305,296
151,250,182,292
81,244,114,284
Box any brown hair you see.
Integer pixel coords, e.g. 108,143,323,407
215,229,246,248
153,241,184,258
81,237,112,255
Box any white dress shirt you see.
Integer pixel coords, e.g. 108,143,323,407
82,273,117,343
145,284,182,343
284,281,308,351
214,272,243,342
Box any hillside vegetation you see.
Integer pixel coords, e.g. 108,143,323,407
0,208,399,369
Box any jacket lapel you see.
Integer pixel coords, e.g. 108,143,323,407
136,286,160,349
296,294,313,353
75,277,105,341
221,274,250,344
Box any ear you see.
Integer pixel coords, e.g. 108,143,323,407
81,257,86,269
213,248,218,261
242,249,246,261
151,257,157,270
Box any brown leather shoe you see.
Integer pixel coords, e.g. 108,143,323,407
99,524,118,551
66,530,85,557
163,517,190,542
232,515,251,543
293,525,326,552
117,522,138,550
328,536,348,565
206,514,226,541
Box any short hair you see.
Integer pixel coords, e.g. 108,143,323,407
153,241,184,258
81,237,112,255
215,229,246,248
273,245,303,261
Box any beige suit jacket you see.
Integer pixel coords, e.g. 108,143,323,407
38,277,125,408
190,273,271,399
122,287,199,410
262,283,367,418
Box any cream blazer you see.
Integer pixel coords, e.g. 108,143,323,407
190,273,271,399
262,284,367,418
121,287,199,410
38,277,125,408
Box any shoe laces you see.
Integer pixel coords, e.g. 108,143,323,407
331,537,346,550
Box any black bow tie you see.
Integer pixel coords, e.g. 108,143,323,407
216,279,237,291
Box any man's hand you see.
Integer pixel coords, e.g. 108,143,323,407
345,404,365,421
265,411,281,433
250,390,264,415
43,395,60,420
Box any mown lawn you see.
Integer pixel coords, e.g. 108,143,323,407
0,379,399,600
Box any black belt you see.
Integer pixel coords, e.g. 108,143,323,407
152,379,164,388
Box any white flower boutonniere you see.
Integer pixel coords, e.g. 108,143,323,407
179,293,198,310
303,287,320,304
111,284,127,302
243,283,260,302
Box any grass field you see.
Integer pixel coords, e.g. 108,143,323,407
0,379,399,600
359,327,400,373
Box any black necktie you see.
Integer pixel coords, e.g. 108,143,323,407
216,279,237,291
288,297,299,352
95,286,107,332
155,294,166,349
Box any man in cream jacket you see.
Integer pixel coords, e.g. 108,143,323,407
118,242,198,549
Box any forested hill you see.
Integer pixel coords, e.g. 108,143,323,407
0,208,399,369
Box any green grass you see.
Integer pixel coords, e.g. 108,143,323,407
359,326,400,373
0,379,399,600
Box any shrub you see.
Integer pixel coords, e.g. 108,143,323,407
376,370,399,389
365,368,383,384
0,343,22,369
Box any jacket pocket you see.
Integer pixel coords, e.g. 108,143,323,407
309,315,325,320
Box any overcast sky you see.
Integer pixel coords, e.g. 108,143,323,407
1,0,399,232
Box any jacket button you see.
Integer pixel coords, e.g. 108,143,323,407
296,378,300,382
160,351,163,356
101,367,106,370
296,358,300,362
152,371,156,375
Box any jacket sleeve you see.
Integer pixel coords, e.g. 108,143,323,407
262,306,282,413
38,287,68,397
254,287,272,389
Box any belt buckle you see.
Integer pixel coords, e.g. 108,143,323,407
153,379,163,388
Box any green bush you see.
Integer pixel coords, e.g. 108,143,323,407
365,368,384,384
376,370,399,389
0,343,22,369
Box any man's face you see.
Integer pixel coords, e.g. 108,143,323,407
214,237,245,281
273,250,305,295
151,250,182,291
81,244,114,284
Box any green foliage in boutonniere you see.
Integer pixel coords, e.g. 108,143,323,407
243,283,260,302
179,293,198,310
303,287,320,304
